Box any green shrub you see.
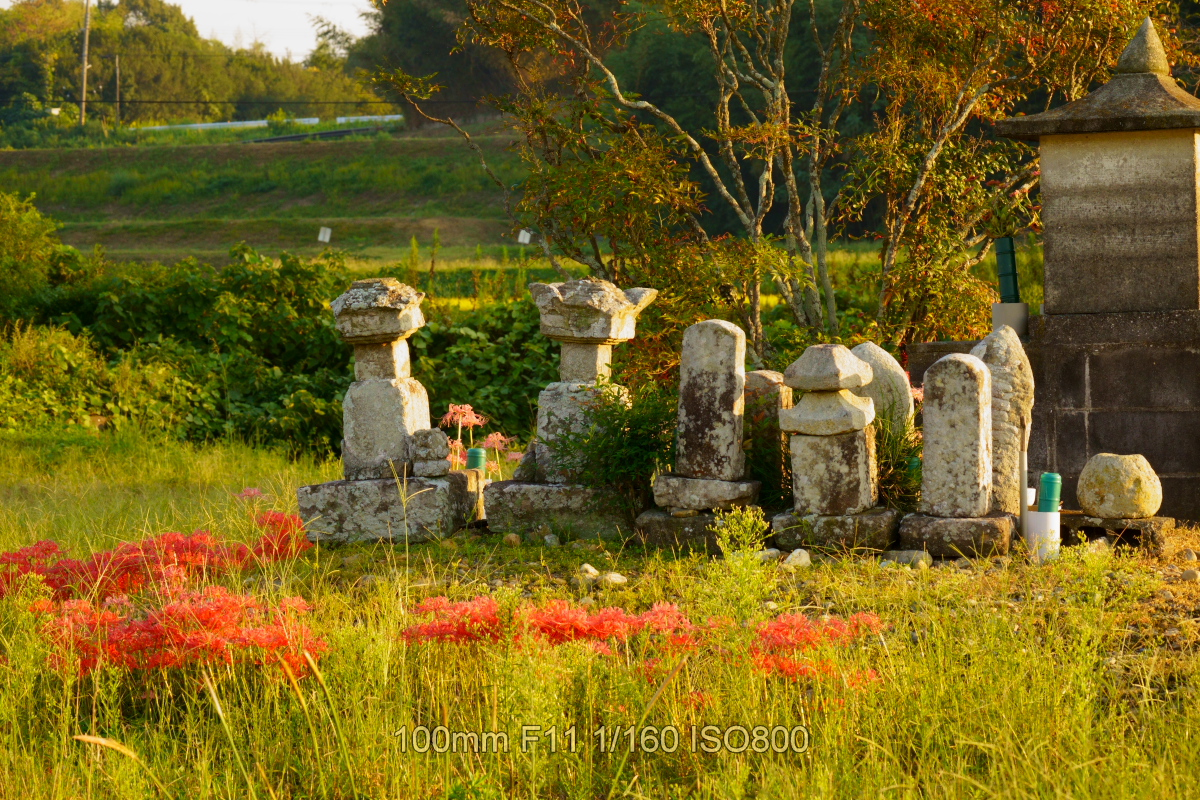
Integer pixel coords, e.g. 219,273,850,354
548,380,677,512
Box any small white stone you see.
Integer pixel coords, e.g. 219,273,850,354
543,533,561,548
579,563,600,579
782,549,812,569
598,572,628,588
757,548,783,564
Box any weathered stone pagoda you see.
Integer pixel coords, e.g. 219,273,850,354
995,18,1200,520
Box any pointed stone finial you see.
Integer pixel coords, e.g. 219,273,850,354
1115,17,1170,76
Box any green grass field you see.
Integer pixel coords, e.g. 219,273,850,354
0,129,521,264
0,428,1197,798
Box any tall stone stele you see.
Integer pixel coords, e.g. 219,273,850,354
897,353,1014,557
636,320,762,553
297,278,484,544
770,344,900,553
484,278,657,540
995,17,1200,523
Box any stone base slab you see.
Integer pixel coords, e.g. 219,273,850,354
483,481,633,540
771,507,901,553
299,470,484,544
634,509,721,554
652,474,760,511
898,512,1015,558
1059,513,1176,556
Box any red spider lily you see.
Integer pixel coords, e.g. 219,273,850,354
480,432,513,451
0,514,311,602
505,450,524,462
401,596,503,643
235,488,264,499
37,585,327,676
448,438,466,469
440,404,488,447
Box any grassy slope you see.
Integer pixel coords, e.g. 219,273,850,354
0,429,1197,798
0,130,521,263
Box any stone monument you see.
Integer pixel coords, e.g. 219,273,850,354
770,344,901,552
636,320,761,552
897,353,1014,557
484,278,657,540
995,17,1200,521
298,278,485,543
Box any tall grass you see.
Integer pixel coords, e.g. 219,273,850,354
0,429,1195,797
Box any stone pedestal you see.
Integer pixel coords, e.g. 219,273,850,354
653,474,760,511
897,512,1015,558
342,378,430,480
1058,512,1176,556
771,507,900,552
634,510,721,555
299,470,485,544
675,320,747,481
484,481,633,540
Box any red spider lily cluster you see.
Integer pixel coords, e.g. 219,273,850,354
3,514,326,677
438,404,522,475
402,596,883,684
0,513,311,602
36,588,326,676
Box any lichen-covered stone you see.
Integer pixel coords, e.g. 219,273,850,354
675,320,746,481
513,443,537,482
634,509,721,554
771,507,900,552
779,389,875,435
1059,512,1175,555
331,278,425,344
850,342,914,431
1077,452,1163,519
652,474,760,511
790,427,877,515
299,471,484,544
410,428,451,461
920,354,992,518
413,459,450,478
342,378,430,480
559,342,613,382
971,326,1034,516
534,382,617,483
483,481,633,540
897,512,1014,558
353,340,411,381
529,279,657,343
783,344,872,392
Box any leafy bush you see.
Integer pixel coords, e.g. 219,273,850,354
549,381,677,512
874,405,923,513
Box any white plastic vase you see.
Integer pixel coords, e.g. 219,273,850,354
1024,510,1061,564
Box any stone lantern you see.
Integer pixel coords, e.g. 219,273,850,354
483,278,657,540
995,18,1200,522
297,278,484,544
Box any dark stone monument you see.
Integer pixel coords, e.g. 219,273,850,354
995,18,1200,521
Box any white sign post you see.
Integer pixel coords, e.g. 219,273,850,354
318,227,332,244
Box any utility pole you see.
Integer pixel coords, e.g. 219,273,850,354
79,0,92,125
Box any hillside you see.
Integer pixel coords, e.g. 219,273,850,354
0,131,522,263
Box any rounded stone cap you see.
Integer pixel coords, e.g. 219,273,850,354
529,278,658,343
331,278,426,344
1077,453,1163,519
784,344,873,391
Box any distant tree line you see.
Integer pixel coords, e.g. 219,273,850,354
0,0,381,127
